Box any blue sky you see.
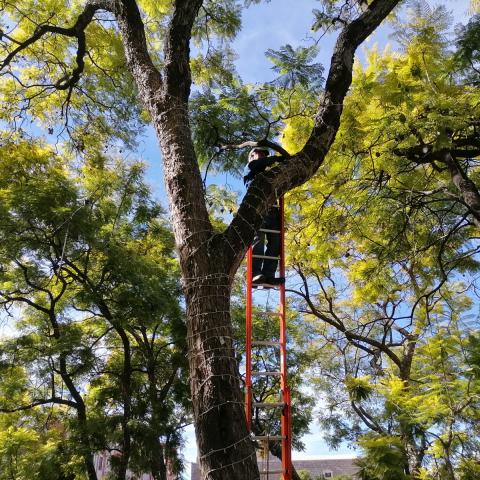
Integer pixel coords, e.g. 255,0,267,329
170,1,475,478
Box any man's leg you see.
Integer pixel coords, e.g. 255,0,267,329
261,208,284,284
262,231,280,278
252,231,265,281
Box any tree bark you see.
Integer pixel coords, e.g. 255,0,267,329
184,272,259,479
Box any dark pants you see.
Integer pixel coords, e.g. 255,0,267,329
252,207,281,278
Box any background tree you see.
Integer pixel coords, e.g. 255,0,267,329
0,142,187,480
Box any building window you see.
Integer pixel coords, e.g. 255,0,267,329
323,472,333,479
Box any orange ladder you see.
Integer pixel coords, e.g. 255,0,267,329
245,197,292,480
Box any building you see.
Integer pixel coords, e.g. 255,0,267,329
190,456,359,479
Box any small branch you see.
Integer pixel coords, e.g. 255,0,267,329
0,397,78,413
0,1,109,90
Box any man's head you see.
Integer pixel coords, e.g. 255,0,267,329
248,147,269,162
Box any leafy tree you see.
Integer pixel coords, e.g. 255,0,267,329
0,142,186,480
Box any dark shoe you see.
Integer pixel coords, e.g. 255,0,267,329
264,277,285,287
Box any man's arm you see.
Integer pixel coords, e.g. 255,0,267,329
247,155,285,176
243,155,285,186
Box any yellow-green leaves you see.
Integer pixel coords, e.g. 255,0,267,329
345,375,374,401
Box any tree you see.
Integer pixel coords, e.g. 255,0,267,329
0,144,187,479
0,1,401,477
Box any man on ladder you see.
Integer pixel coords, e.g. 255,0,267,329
243,147,286,288
244,145,293,480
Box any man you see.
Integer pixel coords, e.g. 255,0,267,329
243,147,285,287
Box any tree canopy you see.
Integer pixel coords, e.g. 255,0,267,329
2,1,479,479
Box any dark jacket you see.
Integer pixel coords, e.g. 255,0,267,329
243,155,284,188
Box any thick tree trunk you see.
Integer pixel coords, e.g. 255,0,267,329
185,272,259,479
152,103,259,478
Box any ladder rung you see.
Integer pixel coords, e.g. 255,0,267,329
252,341,281,347
252,285,282,291
259,228,281,234
253,435,285,441
251,371,281,376
253,402,284,408
257,311,281,316
252,254,280,260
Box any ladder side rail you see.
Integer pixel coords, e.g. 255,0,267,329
245,246,253,430
279,196,292,480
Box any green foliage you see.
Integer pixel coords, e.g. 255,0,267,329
311,1,372,32
190,83,279,172
281,6,480,479
356,434,410,480
455,14,480,83
266,44,324,89
0,141,187,478
345,376,374,402
193,0,242,42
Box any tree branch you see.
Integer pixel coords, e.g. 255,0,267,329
223,0,401,273
0,1,109,89
219,139,291,158
163,0,204,101
0,397,78,413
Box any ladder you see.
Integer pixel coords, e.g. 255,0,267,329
245,197,292,480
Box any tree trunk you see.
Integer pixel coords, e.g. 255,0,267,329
77,406,99,480
59,346,98,480
147,364,168,480
115,326,133,480
185,272,259,479
399,348,424,479
96,300,132,480
149,435,167,480
402,431,424,477
269,442,302,480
